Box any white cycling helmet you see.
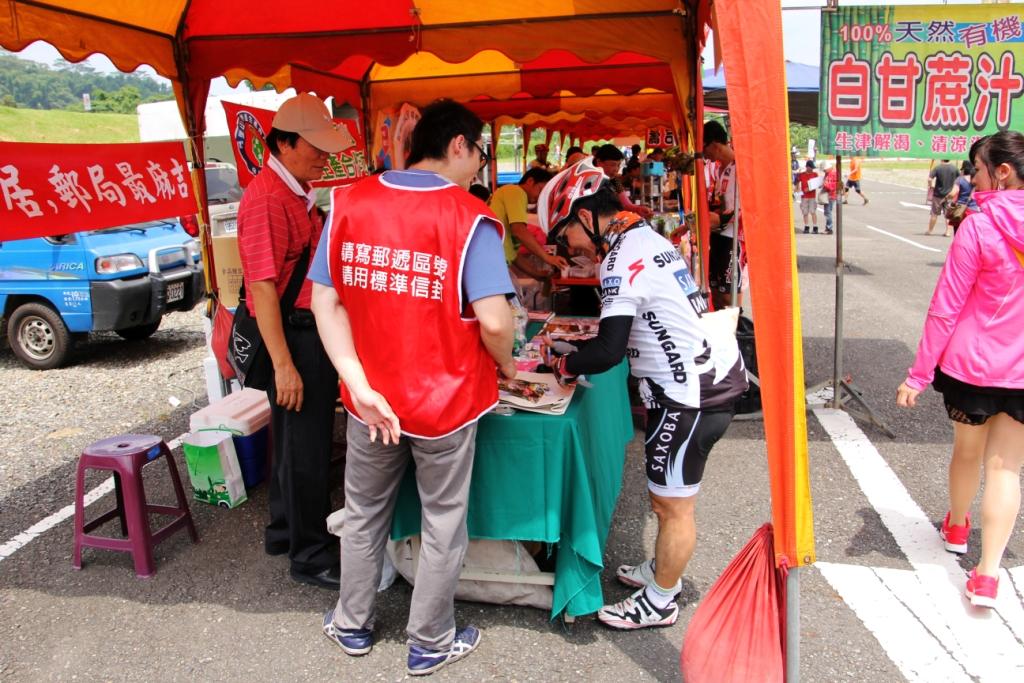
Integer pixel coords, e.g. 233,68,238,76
537,158,611,233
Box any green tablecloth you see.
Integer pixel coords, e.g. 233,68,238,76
390,360,633,619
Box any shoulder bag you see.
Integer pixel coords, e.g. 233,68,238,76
228,246,310,390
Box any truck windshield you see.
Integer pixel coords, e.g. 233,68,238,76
206,167,243,204
87,220,176,235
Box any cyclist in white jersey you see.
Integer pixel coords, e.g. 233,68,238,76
538,159,747,630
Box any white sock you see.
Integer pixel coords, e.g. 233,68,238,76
644,580,677,609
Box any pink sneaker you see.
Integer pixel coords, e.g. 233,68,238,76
966,569,998,608
940,511,970,554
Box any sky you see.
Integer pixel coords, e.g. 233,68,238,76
4,0,987,97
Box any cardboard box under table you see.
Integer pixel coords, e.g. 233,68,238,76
391,360,632,620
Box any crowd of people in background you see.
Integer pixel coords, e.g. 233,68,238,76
790,151,984,239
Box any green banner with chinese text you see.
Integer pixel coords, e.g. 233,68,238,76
819,5,1024,158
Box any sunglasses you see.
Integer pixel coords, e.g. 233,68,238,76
470,139,491,167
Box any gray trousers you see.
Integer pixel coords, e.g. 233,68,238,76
333,417,478,650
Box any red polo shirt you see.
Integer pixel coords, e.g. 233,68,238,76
236,163,322,315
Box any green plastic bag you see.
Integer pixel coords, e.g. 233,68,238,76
182,428,248,508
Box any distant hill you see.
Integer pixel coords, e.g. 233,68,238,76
0,105,138,143
0,51,172,112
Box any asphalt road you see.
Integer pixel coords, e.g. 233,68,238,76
1,178,1021,682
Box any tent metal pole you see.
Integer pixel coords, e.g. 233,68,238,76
832,154,844,409
786,567,801,683
810,154,894,434
730,222,740,304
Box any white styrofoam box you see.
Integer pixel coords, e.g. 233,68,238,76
190,387,271,435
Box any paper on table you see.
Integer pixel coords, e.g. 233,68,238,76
498,371,575,415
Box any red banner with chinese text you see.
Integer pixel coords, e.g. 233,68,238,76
820,5,1024,158
645,126,678,149
0,141,197,241
222,101,369,187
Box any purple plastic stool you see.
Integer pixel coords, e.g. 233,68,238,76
72,434,198,578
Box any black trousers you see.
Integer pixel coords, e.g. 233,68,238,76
265,323,340,572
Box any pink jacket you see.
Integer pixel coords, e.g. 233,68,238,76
907,189,1024,391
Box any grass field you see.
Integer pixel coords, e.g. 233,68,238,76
0,105,139,143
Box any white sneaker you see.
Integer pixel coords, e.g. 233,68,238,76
597,587,679,630
616,559,681,596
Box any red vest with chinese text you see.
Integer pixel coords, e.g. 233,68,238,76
327,174,504,438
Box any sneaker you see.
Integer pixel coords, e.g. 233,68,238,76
322,609,373,656
615,559,681,596
940,511,970,554
812,227,819,234
966,569,998,608
824,228,834,235
803,226,809,234
863,198,870,205
597,587,679,630
407,625,481,676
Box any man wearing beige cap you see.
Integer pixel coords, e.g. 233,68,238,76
528,142,554,171
236,92,350,589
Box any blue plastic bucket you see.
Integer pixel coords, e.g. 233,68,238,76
232,426,268,489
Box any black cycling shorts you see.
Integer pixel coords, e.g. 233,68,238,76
644,404,734,498
708,232,742,294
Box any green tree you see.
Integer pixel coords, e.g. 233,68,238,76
789,123,818,154
0,52,172,110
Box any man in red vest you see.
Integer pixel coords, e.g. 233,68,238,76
309,100,516,676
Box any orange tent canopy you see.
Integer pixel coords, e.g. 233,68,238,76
227,50,674,111
0,0,813,571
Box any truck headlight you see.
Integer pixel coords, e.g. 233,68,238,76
95,253,144,274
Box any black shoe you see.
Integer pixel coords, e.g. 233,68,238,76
290,564,341,590
812,227,819,234
803,226,809,234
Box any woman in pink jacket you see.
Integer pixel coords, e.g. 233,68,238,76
897,131,1024,608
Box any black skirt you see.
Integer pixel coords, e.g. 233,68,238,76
933,368,1024,426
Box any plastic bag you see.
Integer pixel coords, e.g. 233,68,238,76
210,301,236,380
681,523,786,683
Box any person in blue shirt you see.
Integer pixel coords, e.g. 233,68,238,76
946,160,979,235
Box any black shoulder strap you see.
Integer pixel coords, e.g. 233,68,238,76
235,244,310,315
279,245,311,314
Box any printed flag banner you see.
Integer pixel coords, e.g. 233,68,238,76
820,4,1024,157
222,101,369,187
645,126,677,149
0,140,197,241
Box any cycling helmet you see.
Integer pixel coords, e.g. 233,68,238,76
537,158,610,233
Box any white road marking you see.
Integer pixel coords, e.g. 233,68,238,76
816,562,971,682
865,224,943,253
0,434,187,563
900,201,932,210
812,408,1024,680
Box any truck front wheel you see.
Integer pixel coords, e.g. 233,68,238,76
116,320,160,341
8,302,72,370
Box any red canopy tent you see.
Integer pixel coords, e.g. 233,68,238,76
1,2,815,678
